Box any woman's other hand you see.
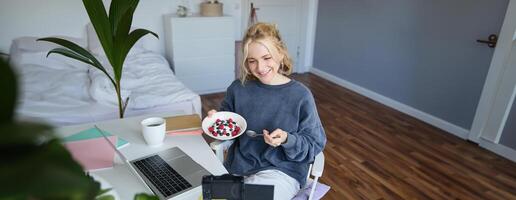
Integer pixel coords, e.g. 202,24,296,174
263,129,288,147
207,109,217,117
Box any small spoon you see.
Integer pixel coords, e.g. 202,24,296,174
246,130,263,137
246,130,280,138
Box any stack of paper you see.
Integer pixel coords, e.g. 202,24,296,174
64,136,117,171
63,128,129,171
63,128,129,149
165,114,203,136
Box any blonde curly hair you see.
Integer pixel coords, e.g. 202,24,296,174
240,22,293,84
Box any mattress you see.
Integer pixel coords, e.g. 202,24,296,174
10,37,201,126
16,97,201,126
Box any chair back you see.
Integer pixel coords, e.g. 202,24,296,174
210,140,326,200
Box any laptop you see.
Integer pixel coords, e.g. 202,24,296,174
94,126,212,200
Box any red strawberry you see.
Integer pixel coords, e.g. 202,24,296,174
208,126,214,132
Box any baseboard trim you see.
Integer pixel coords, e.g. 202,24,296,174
479,139,516,162
310,68,469,139
197,88,226,95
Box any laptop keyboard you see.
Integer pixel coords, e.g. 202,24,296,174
133,155,193,197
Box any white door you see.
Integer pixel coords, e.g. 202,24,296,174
243,0,302,72
470,0,516,142
478,42,516,142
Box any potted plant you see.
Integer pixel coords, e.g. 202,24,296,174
38,0,158,118
0,58,157,200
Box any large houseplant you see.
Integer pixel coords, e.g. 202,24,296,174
38,0,158,118
0,57,100,199
0,58,158,199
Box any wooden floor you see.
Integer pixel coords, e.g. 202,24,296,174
200,73,516,200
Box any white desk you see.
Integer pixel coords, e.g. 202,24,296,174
56,114,228,200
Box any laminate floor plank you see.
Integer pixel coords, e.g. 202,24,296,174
200,73,516,199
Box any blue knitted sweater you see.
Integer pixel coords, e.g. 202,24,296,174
220,79,326,187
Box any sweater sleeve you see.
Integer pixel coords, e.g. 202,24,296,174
281,93,326,163
219,82,236,112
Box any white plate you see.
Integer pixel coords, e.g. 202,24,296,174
202,111,247,140
89,174,121,199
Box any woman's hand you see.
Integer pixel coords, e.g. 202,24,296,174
263,129,288,147
207,109,217,117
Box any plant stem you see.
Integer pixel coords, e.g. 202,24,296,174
115,82,124,118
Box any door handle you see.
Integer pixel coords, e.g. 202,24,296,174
477,34,498,48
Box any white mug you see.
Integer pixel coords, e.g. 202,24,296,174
141,117,166,147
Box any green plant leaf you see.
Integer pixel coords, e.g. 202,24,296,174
47,48,94,66
96,194,115,200
111,0,139,81
114,0,139,41
38,37,117,88
0,121,53,146
80,0,157,119
109,0,127,33
134,193,159,200
109,0,138,34
37,37,106,72
38,37,100,64
46,48,116,86
113,28,158,80
122,96,130,115
0,130,100,199
0,58,17,123
82,0,114,61
97,188,112,196
128,29,159,43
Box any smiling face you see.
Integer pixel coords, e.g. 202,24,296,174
239,22,293,84
245,40,285,85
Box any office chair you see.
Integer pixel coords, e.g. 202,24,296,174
210,140,325,200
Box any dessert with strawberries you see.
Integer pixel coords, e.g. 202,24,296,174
208,118,241,137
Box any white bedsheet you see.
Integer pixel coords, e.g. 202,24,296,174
89,51,198,109
12,47,201,126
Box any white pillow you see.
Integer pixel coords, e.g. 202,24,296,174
86,23,148,57
9,36,90,72
10,50,90,72
11,36,86,52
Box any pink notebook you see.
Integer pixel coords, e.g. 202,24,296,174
166,129,203,136
64,136,117,171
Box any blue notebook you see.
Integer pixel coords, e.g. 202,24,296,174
64,127,129,149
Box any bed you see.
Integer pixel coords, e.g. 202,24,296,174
9,35,201,126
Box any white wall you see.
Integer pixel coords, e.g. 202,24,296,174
0,0,241,56
0,0,89,53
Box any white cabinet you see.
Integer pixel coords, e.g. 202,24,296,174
164,15,235,94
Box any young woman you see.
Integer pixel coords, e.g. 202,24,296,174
207,22,326,200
